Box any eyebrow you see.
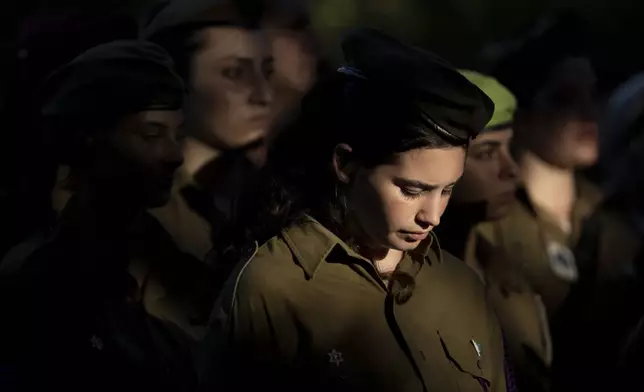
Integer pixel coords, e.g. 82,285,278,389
395,177,460,191
145,121,169,129
216,55,274,64
472,140,503,148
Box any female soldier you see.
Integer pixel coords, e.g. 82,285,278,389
141,0,276,262
0,41,194,391
478,13,603,320
436,71,551,392
549,73,644,392
198,28,508,392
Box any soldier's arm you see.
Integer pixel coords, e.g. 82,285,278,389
197,256,299,391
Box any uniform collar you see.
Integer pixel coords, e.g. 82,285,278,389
280,215,441,279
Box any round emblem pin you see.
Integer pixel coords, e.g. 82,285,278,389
547,242,578,282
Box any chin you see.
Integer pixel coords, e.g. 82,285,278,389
388,237,422,252
145,191,172,209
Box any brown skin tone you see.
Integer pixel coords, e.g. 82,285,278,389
93,110,185,208
452,128,520,220
334,144,465,272
188,27,275,151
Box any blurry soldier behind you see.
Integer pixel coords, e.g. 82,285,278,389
436,71,551,392
141,0,276,265
2,12,137,259
550,73,644,391
0,41,197,391
262,0,327,120
480,12,603,321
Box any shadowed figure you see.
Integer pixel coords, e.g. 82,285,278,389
0,41,202,391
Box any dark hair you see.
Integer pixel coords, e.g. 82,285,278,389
144,0,265,81
215,73,467,264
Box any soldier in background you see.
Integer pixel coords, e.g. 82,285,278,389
481,13,604,321
141,0,276,268
437,71,551,392
550,72,644,392
1,41,197,391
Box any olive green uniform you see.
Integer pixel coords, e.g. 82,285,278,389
465,229,551,392
199,217,507,391
474,180,602,319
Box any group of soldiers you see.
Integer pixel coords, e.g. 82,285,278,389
2,1,644,391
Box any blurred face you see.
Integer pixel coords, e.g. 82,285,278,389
97,110,184,208
342,146,466,252
452,128,519,220
189,27,275,149
522,57,599,168
265,27,317,111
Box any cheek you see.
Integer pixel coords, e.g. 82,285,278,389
366,179,417,227
454,165,494,202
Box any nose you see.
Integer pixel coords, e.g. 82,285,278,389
249,72,274,107
415,194,443,230
162,138,184,171
499,149,519,181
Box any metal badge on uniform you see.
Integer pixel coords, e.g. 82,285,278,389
547,241,578,282
471,340,483,370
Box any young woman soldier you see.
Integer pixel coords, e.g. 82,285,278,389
198,28,509,392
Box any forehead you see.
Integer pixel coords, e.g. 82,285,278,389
471,128,514,146
384,147,465,183
198,27,271,58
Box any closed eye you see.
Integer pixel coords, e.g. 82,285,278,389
400,187,424,199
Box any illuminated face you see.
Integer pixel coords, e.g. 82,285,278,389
346,146,466,251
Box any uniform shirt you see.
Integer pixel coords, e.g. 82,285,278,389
464,228,552,392
48,176,217,341
199,217,507,392
549,201,643,392
0,200,197,391
474,179,602,319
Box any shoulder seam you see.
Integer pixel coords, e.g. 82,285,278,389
226,241,260,324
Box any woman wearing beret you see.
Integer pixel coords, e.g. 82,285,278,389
142,0,276,264
198,28,508,392
0,41,196,391
437,71,551,392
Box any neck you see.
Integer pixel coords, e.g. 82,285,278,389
343,219,404,276
180,136,222,185
73,183,141,232
520,150,576,225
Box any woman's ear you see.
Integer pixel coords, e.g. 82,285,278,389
332,143,357,184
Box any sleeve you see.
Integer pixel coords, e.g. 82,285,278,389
197,257,300,391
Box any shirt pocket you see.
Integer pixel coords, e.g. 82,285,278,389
438,330,492,392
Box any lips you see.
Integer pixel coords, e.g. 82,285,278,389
401,231,429,241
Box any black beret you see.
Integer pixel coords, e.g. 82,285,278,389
488,12,590,108
41,40,185,117
338,28,494,143
140,0,264,40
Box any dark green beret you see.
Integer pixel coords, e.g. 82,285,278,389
41,40,185,117
339,28,494,143
140,0,264,40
